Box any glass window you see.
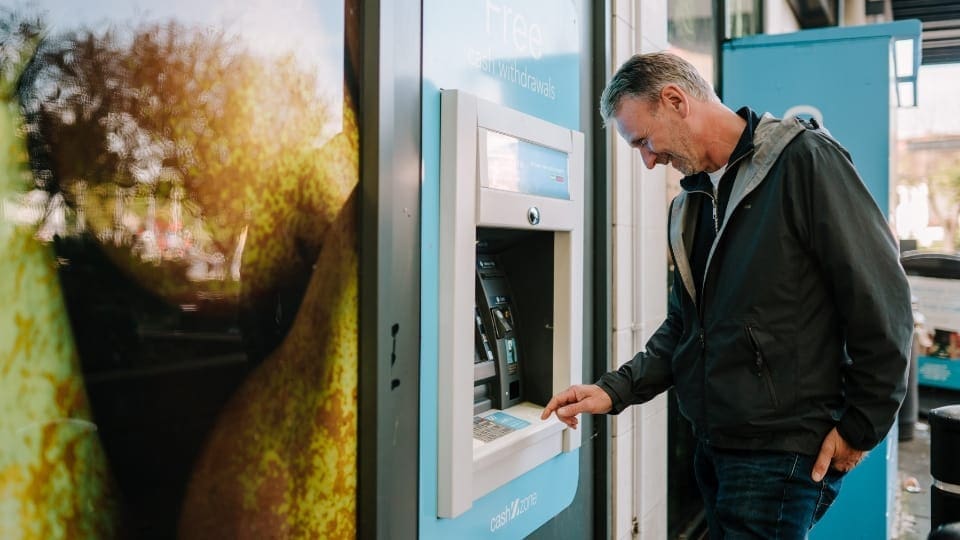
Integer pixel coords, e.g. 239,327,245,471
0,1,359,537
726,0,764,39
669,0,716,58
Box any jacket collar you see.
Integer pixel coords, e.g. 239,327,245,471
679,106,760,193
668,113,809,306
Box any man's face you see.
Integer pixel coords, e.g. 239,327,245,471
612,95,699,176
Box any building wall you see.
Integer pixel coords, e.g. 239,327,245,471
608,1,670,538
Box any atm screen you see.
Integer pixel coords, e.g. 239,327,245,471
483,129,570,200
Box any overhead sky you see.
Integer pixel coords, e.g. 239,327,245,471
898,63,960,139
20,0,345,136
30,0,343,57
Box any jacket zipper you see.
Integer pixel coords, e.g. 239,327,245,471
686,188,717,438
746,325,780,408
696,152,754,310
689,155,753,440
705,151,751,238
684,188,718,318
711,185,719,234
699,327,708,442
686,188,719,236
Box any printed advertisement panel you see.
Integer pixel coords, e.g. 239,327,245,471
0,1,359,537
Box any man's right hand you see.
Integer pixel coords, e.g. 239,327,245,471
540,384,613,429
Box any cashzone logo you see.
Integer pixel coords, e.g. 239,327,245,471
489,491,539,532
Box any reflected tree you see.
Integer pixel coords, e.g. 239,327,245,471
899,143,960,252
926,162,960,251
17,18,351,362
4,3,361,537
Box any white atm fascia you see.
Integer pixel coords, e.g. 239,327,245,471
437,89,584,519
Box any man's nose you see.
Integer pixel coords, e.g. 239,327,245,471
639,145,657,170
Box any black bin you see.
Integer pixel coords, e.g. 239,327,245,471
930,405,960,529
930,522,960,540
902,252,960,280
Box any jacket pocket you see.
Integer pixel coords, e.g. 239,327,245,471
746,324,780,409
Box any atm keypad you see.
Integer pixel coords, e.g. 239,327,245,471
473,416,516,443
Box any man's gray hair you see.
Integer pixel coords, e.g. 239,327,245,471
599,52,718,123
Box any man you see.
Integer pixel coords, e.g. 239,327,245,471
541,52,912,538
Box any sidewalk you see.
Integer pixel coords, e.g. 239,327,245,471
893,386,960,539
894,419,932,539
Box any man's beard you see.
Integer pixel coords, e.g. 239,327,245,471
668,131,699,176
669,155,696,176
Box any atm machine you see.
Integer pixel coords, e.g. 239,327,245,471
433,89,583,534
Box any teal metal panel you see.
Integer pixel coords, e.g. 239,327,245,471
918,356,960,390
728,19,921,47
725,29,898,213
420,1,583,538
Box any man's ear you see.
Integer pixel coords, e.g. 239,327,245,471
660,84,688,118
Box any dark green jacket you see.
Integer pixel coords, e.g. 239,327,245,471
597,114,912,454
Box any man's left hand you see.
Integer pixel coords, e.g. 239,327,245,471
811,427,867,482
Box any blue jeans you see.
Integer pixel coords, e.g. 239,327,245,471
694,442,844,539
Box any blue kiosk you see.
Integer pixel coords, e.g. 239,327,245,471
420,2,588,538
723,20,922,540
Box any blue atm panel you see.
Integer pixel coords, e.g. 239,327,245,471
724,21,921,216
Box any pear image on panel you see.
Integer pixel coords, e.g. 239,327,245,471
0,27,120,540
3,13,361,538
178,144,359,538
177,41,362,540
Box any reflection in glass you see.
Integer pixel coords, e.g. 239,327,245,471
668,0,714,55
726,0,763,40
1,1,359,537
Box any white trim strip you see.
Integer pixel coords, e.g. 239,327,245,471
934,479,960,495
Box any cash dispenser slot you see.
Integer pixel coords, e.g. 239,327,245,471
474,253,523,414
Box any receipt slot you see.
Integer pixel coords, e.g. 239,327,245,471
437,89,584,518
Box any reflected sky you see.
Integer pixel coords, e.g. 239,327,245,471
898,63,960,138
30,0,345,137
